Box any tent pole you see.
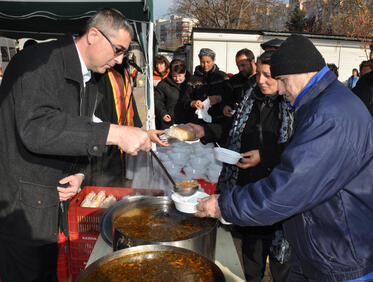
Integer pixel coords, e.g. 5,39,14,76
146,21,155,133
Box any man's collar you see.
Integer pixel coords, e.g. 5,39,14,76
289,65,330,110
73,37,91,86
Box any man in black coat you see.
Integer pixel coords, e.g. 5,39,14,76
353,66,373,117
223,48,257,118
0,8,157,281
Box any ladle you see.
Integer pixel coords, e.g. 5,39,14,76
150,150,198,196
150,149,176,187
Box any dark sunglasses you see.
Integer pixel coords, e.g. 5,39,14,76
98,29,128,56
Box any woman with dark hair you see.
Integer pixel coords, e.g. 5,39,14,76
189,50,293,282
188,48,230,124
154,59,193,129
153,55,170,86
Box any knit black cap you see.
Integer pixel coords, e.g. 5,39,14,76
270,34,326,78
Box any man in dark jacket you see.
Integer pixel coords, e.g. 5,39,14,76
0,8,156,281
223,48,257,118
196,35,373,281
353,67,373,117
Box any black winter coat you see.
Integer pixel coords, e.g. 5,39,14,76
189,65,230,123
225,74,256,109
202,87,286,186
154,73,194,129
353,70,373,117
0,35,110,245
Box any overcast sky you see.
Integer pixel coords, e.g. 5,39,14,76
153,0,174,19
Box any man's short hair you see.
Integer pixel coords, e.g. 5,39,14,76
81,8,133,39
235,48,254,61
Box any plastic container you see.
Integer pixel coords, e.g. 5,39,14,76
70,257,89,282
213,147,242,164
171,191,209,213
69,233,99,258
69,233,99,282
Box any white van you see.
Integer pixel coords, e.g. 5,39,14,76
0,37,17,84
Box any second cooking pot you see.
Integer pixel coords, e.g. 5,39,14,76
111,196,218,261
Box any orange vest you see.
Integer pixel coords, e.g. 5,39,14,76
153,68,170,81
107,68,134,127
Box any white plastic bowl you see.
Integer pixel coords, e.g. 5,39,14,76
213,147,242,164
171,191,210,213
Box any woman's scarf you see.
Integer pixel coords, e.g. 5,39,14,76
216,85,294,193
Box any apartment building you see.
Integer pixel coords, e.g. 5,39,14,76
155,16,197,50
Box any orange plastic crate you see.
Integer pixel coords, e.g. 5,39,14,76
68,186,164,235
68,233,99,282
70,257,89,282
69,233,99,259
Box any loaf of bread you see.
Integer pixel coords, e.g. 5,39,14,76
91,191,106,208
100,194,117,208
81,192,97,207
165,124,196,141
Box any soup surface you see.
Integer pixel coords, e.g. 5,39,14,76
113,204,215,241
84,250,219,282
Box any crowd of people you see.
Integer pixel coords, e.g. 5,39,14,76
195,35,373,282
154,46,372,133
153,36,372,282
0,6,372,282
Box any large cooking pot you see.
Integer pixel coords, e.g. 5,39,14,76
77,244,225,282
111,196,218,261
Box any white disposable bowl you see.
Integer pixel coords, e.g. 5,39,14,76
213,147,242,164
171,191,209,214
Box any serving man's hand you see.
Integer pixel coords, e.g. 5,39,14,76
57,174,84,201
195,194,221,218
147,129,169,147
106,124,152,155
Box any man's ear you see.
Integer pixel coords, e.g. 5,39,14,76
87,27,99,45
